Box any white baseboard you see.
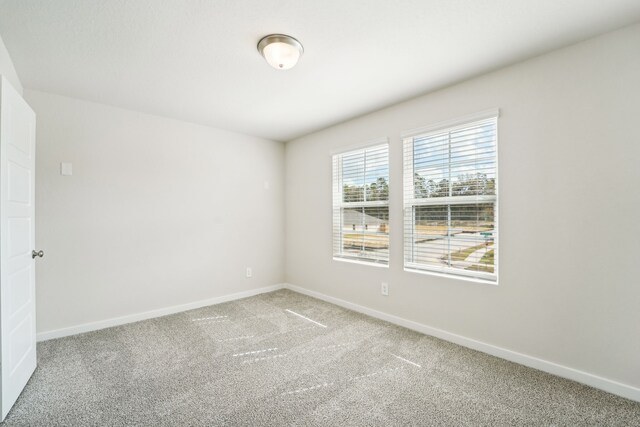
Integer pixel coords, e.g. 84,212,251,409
282,283,640,403
36,284,285,342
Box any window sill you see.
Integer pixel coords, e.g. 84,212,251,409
333,257,389,268
404,267,498,286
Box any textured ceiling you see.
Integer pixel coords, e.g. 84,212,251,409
1,0,639,141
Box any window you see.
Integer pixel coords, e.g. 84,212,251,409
332,142,389,265
403,112,498,282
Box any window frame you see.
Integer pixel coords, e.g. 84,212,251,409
402,110,499,283
332,139,390,266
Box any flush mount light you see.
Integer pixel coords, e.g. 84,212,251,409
257,34,304,70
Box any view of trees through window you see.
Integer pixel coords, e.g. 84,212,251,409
333,116,497,278
413,172,495,198
404,117,498,280
342,176,389,202
333,144,389,264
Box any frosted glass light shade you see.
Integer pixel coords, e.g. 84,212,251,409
258,34,304,70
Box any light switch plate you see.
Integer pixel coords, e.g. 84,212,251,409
60,162,73,176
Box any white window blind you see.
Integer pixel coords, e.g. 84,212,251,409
333,143,389,265
403,116,498,281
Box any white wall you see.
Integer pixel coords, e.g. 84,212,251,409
26,90,285,334
0,33,22,94
285,23,640,391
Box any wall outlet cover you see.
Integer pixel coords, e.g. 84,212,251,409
60,162,73,176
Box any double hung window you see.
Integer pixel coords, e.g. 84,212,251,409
403,114,498,281
332,143,389,265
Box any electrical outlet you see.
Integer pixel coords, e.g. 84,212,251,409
246,267,252,278
381,282,389,296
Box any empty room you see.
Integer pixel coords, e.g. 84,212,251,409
0,0,639,425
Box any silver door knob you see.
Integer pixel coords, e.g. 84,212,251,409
32,250,44,259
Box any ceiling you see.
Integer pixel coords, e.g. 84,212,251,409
1,1,639,142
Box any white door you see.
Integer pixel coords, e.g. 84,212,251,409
0,76,37,421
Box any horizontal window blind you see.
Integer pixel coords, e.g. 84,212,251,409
333,143,389,264
403,117,498,281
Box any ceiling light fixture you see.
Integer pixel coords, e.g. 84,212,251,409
257,34,304,70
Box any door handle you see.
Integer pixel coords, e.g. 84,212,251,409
32,250,44,259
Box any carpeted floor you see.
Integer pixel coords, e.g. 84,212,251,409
3,289,639,426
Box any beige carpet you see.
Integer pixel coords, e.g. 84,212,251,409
3,289,639,426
